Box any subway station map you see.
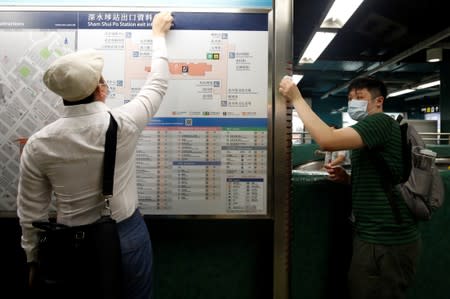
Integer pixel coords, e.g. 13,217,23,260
0,11,269,215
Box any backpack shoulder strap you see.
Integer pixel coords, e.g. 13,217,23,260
399,122,411,184
369,147,403,224
379,168,403,224
370,115,405,224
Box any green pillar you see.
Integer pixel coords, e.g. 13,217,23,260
440,50,450,141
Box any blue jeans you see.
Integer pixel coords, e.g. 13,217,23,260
117,209,153,299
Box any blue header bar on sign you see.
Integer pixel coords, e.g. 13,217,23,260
0,0,272,9
0,11,267,30
168,12,268,31
0,11,77,29
79,12,268,30
148,118,268,128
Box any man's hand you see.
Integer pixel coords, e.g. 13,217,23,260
324,165,351,184
278,75,303,102
152,11,174,37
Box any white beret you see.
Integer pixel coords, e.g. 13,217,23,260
43,49,104,102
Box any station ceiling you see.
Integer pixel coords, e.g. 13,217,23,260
292,0,449,102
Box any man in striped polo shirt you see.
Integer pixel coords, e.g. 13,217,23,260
279,76,420,299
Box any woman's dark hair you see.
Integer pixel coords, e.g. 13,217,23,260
347,76,387,99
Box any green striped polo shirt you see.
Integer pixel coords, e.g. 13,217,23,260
351,112,419,244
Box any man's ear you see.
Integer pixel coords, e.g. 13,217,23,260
376,96,384,108
93,85,104,101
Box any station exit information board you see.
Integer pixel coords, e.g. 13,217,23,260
0,10,269,215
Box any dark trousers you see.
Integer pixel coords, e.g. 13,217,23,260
348,237,421,299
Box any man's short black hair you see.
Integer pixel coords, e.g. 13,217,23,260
347,76,387,100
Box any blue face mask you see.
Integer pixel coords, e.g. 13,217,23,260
347,99,368,121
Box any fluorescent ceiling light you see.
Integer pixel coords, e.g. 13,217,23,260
321,0,364,29
299,31,337,64
426,48,442,63
405,90,440,101
416,80,440,89
292,74,304,84
387,80,440,98
387,89,415,98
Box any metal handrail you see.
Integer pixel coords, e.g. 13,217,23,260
418,132,450,144
292,131,450,145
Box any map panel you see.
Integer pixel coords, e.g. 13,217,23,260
0,29,75,211
0,11,269,216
